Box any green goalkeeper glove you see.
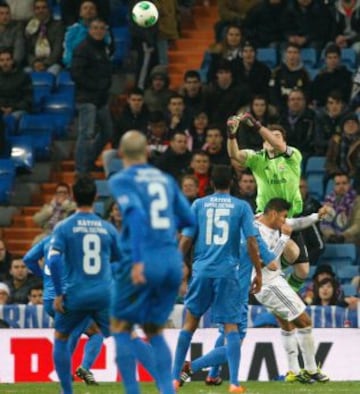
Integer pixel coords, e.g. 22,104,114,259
226,115,240,139
239,112,262,132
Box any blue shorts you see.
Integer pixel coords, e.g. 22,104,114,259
185,276,242,324
54,306,110,337
111,249,183,326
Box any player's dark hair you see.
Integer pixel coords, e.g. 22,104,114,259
211,165,232,190
268,124,287,140
72,175,96,207
184,70,201,81
128,87,144,97
264,198,291,214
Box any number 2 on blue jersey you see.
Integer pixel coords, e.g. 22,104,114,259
205,208,230,245
82,234,101,274
149,182,170,229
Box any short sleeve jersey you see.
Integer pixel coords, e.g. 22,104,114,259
183,193,256,278
244,147,303,217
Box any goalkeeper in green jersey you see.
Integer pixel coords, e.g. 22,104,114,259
227,112,308,292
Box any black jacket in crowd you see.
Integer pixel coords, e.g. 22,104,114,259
237,59,271,98
0,67,32,111
71,35,113,107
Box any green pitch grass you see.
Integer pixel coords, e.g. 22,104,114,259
1,381,360,394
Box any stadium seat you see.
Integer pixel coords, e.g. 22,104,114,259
301,48,317,68
42,92,75,118
108,158,123,177
0,159,16,203
306,173,324,201
319,243,357,267
9,136,34,171
305,156,326,175
30,72,55,112
95,180,110,198
94,201,105,217
342,283,358,297
56,71,75,96
200,51,212,82
306,67,320,81
256,48,277,69
324,178,334,198
109,3,129,27
112,27,131,65
337,265,359,284
341,48,357,71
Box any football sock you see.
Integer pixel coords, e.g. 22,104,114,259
54,338,73,394
226,331,241,386
281,329,300,374
149,334,174,394
113,332,140,394
172,330,193,380
207,333,225,378
297,327,317,373
67,330,80,356
288,273,305,293
82,333,103,370
132,337,158,380
192,346,226,373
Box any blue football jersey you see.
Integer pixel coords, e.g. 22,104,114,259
49,211,121,309
183,193,256,278
108,163,194,265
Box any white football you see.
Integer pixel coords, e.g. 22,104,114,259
132,1,159,28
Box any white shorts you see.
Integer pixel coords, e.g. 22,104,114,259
254,275,306,322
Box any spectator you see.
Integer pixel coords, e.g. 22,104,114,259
332,0,360,55
320,172,360,244
235,169,257,212
105,200,122,231
206,60,250,125
237,94,279,150
312,277,352,307
325,113,360,179
314,90,349,155
33,182,76,236
5,259,41,304
111,87,149,147
0,3,24,66
146,110,170,161
203,126,230,165
0,282,10,305
269,43,310,111
188,150,212,197
166,94,191,133
5,0,34,23
311,43,352,107
24,0,65,76
62,0,112,68
0,48,32,122
244,0,288,50
283,0,335,52
179,70,208,118
60,0,110,26
302,264,339,305
27,284,43,305
154,0,179,65
207,23,244,84
238,41,271,98
154,130,192,181
71,18,113,174
186,109,208,151
279,88,316,161
144,65,174,112
180,174,199,203
216,0,260,42
0,239,12,281
299,176,325,264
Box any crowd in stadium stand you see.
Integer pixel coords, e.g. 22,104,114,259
0,0,359,314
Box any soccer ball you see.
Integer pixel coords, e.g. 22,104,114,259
132,1,159,28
